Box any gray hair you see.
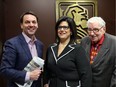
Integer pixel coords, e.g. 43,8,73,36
87,17,106,27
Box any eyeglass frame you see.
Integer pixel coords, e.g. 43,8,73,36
87,26,104,33
58,26,70,30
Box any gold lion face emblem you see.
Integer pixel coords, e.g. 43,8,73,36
64,4,88,38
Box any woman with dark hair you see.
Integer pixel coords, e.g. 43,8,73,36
55,16,77,44
43,16,92,87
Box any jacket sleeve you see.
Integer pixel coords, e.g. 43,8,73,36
110,35,116,87
110,52,116,87
0,40,26,85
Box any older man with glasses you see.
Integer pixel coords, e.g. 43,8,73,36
81,17,116,87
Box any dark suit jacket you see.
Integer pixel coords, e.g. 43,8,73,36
81,33,116,87
0,34,43,87
43,43,92,87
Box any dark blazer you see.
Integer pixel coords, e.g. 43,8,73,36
0,34,43,87
81,33,116,87
43,43,92,87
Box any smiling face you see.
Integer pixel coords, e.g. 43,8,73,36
57,21,72,42
87,22,106,43
20,14,38,38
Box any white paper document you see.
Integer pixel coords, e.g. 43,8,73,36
16,56,44,87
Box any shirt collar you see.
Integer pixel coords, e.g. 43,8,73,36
92,34,105,46
22,32,37,44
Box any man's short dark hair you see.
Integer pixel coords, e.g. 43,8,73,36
20,11,38,23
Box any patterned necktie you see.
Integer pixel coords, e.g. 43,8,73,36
90,45,98,64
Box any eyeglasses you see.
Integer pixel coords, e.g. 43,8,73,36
87,26,103,33
58,26,69,30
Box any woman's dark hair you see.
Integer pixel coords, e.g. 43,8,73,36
20,11,38,23
55,16,77,44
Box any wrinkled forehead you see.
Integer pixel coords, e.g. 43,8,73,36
88,22,101,28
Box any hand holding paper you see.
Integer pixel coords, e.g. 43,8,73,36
30,68,42,80
16,56,44,87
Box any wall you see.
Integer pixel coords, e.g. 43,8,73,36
98,0,115,35
0,0,2,41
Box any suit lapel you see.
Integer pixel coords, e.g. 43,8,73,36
35,41,43,58
92,34,109,65
58,45,74,60
85,41,91,61
51,44,58,62
18,34,32,60
51,43,75,63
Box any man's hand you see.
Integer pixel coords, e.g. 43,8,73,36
29,68,42,80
